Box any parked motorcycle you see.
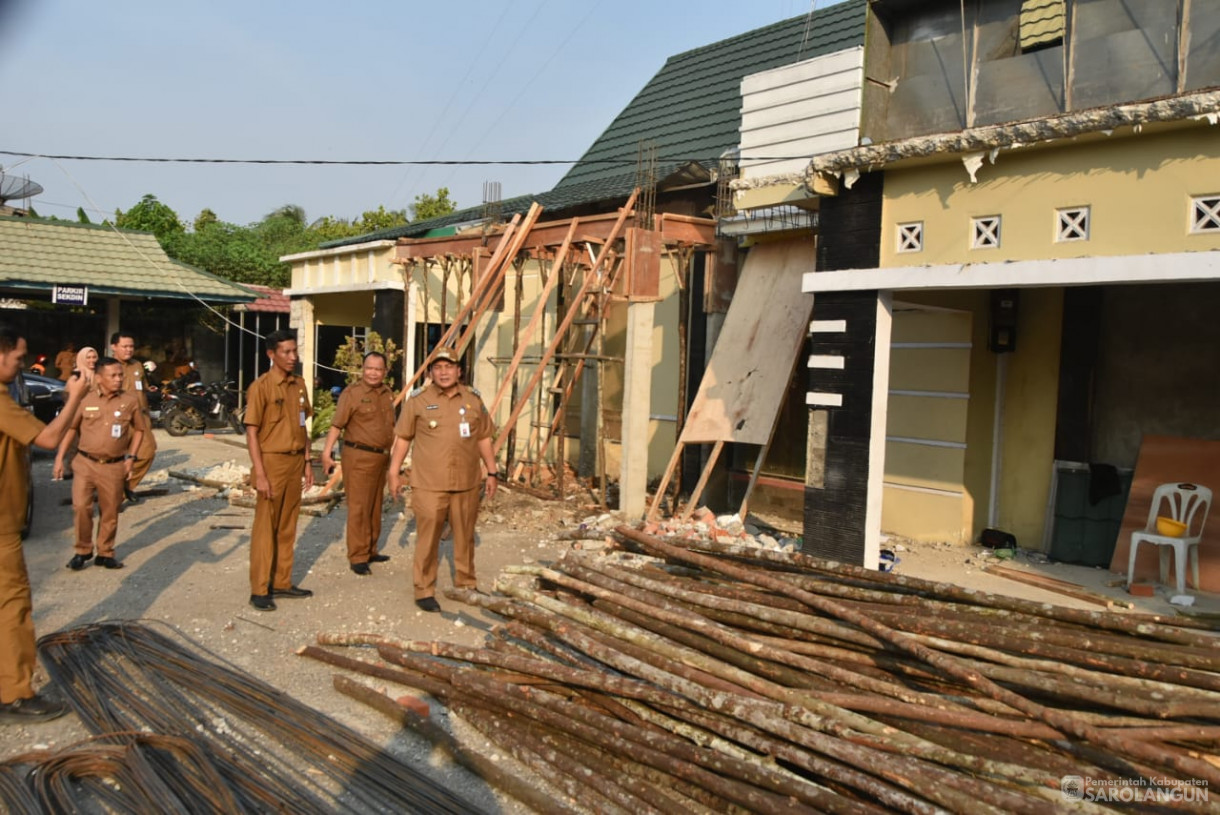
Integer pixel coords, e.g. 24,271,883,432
161,379,245,436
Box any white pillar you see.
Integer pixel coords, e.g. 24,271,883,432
619,301,655,518
104,297,121,350
864,291,893,570
405,279,418,385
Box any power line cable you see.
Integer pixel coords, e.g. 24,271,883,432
2,149,817,165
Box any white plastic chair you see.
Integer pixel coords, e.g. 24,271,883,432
1127,482,1212,594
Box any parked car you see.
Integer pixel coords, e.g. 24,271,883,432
21,372,67,423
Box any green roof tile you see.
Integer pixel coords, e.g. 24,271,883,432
321,0,865,249
0,216,255,303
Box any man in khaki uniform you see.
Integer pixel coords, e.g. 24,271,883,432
0,323,88,723
244,329,314,612
55,357,148,571
388,348,497,612
110,331,157,501
321,352,395,576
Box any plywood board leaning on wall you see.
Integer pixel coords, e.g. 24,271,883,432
1109,435,1220,592
680,239,815,446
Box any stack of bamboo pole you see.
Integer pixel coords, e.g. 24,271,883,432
303,526,1220,814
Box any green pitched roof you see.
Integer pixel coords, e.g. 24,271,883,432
322,0,866,248
0,216,255,304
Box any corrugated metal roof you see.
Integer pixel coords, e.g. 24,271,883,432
236,284,291,313
321,0,866,249
0,216,255,303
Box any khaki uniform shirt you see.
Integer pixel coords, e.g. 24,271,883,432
245,369,311,453
118,359,150,412
395,383,493,492
0,390,43,535
332,381,395,451
72,389,150,459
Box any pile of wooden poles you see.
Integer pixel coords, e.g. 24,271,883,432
303,526,1220,814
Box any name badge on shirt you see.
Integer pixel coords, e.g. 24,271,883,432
459,421,471,438
111,423,122,438
135,377,143,391
300,411,307,426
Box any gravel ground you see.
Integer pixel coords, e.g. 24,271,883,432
5,429,1217,811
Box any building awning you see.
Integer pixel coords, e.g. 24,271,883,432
802,250,1220,293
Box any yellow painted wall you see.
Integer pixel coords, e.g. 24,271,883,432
996,287,1062,551
889,288,1062,550
881,128,1220,266
289,245,400,289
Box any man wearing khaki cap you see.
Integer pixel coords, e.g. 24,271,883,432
388,348,497,612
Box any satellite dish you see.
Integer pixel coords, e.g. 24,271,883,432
0,174,44,205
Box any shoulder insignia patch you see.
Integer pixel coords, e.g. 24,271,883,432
409,386,425,398
468,386,482,397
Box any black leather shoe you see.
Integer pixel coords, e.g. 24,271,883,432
369,554,390,563
273,586,313,599
249,594,276,611
350,563,371,576
414,597,441,613
0,695,68,724
66,554,92,571
94,556,124,570
124,488,140,504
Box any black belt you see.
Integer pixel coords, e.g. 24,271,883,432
268,449,305,456
78,450,125,465
345,440,389,455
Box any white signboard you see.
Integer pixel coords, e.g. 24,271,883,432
52,285,88,306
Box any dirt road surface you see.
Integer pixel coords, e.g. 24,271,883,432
5,429,1215,811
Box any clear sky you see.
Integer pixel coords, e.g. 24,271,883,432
0,0,840,228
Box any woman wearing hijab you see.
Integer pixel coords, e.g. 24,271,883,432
53,346,99,481
74,347,98,387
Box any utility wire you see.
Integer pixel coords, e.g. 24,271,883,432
3,149,819,166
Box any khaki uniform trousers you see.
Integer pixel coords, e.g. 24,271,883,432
411,487,480,600
250,452,304,595
72,457,124,557
342,446,388,564
128,426,157,491
0,530,36,703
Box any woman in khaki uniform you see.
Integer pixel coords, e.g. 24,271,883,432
54,357,148,570
244,330,314,612
388,349,498,612
320,352,395,575
0,324,88,723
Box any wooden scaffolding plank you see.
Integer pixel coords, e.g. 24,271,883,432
491,191,639,459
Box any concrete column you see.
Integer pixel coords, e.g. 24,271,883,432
864,290,893,571
405,280,418,385
291,296,316,397
105,297,121,350
619,301,654,518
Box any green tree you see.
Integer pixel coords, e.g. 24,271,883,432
332,330,403,389
410,187,456,222
115,194,184,240
76,207,92,224
193,208,219,232
356,205,408,232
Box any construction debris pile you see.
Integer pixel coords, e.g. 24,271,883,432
307,526,1220,814
0,623,478,814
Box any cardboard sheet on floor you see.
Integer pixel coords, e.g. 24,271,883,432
1109,435,1220,592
